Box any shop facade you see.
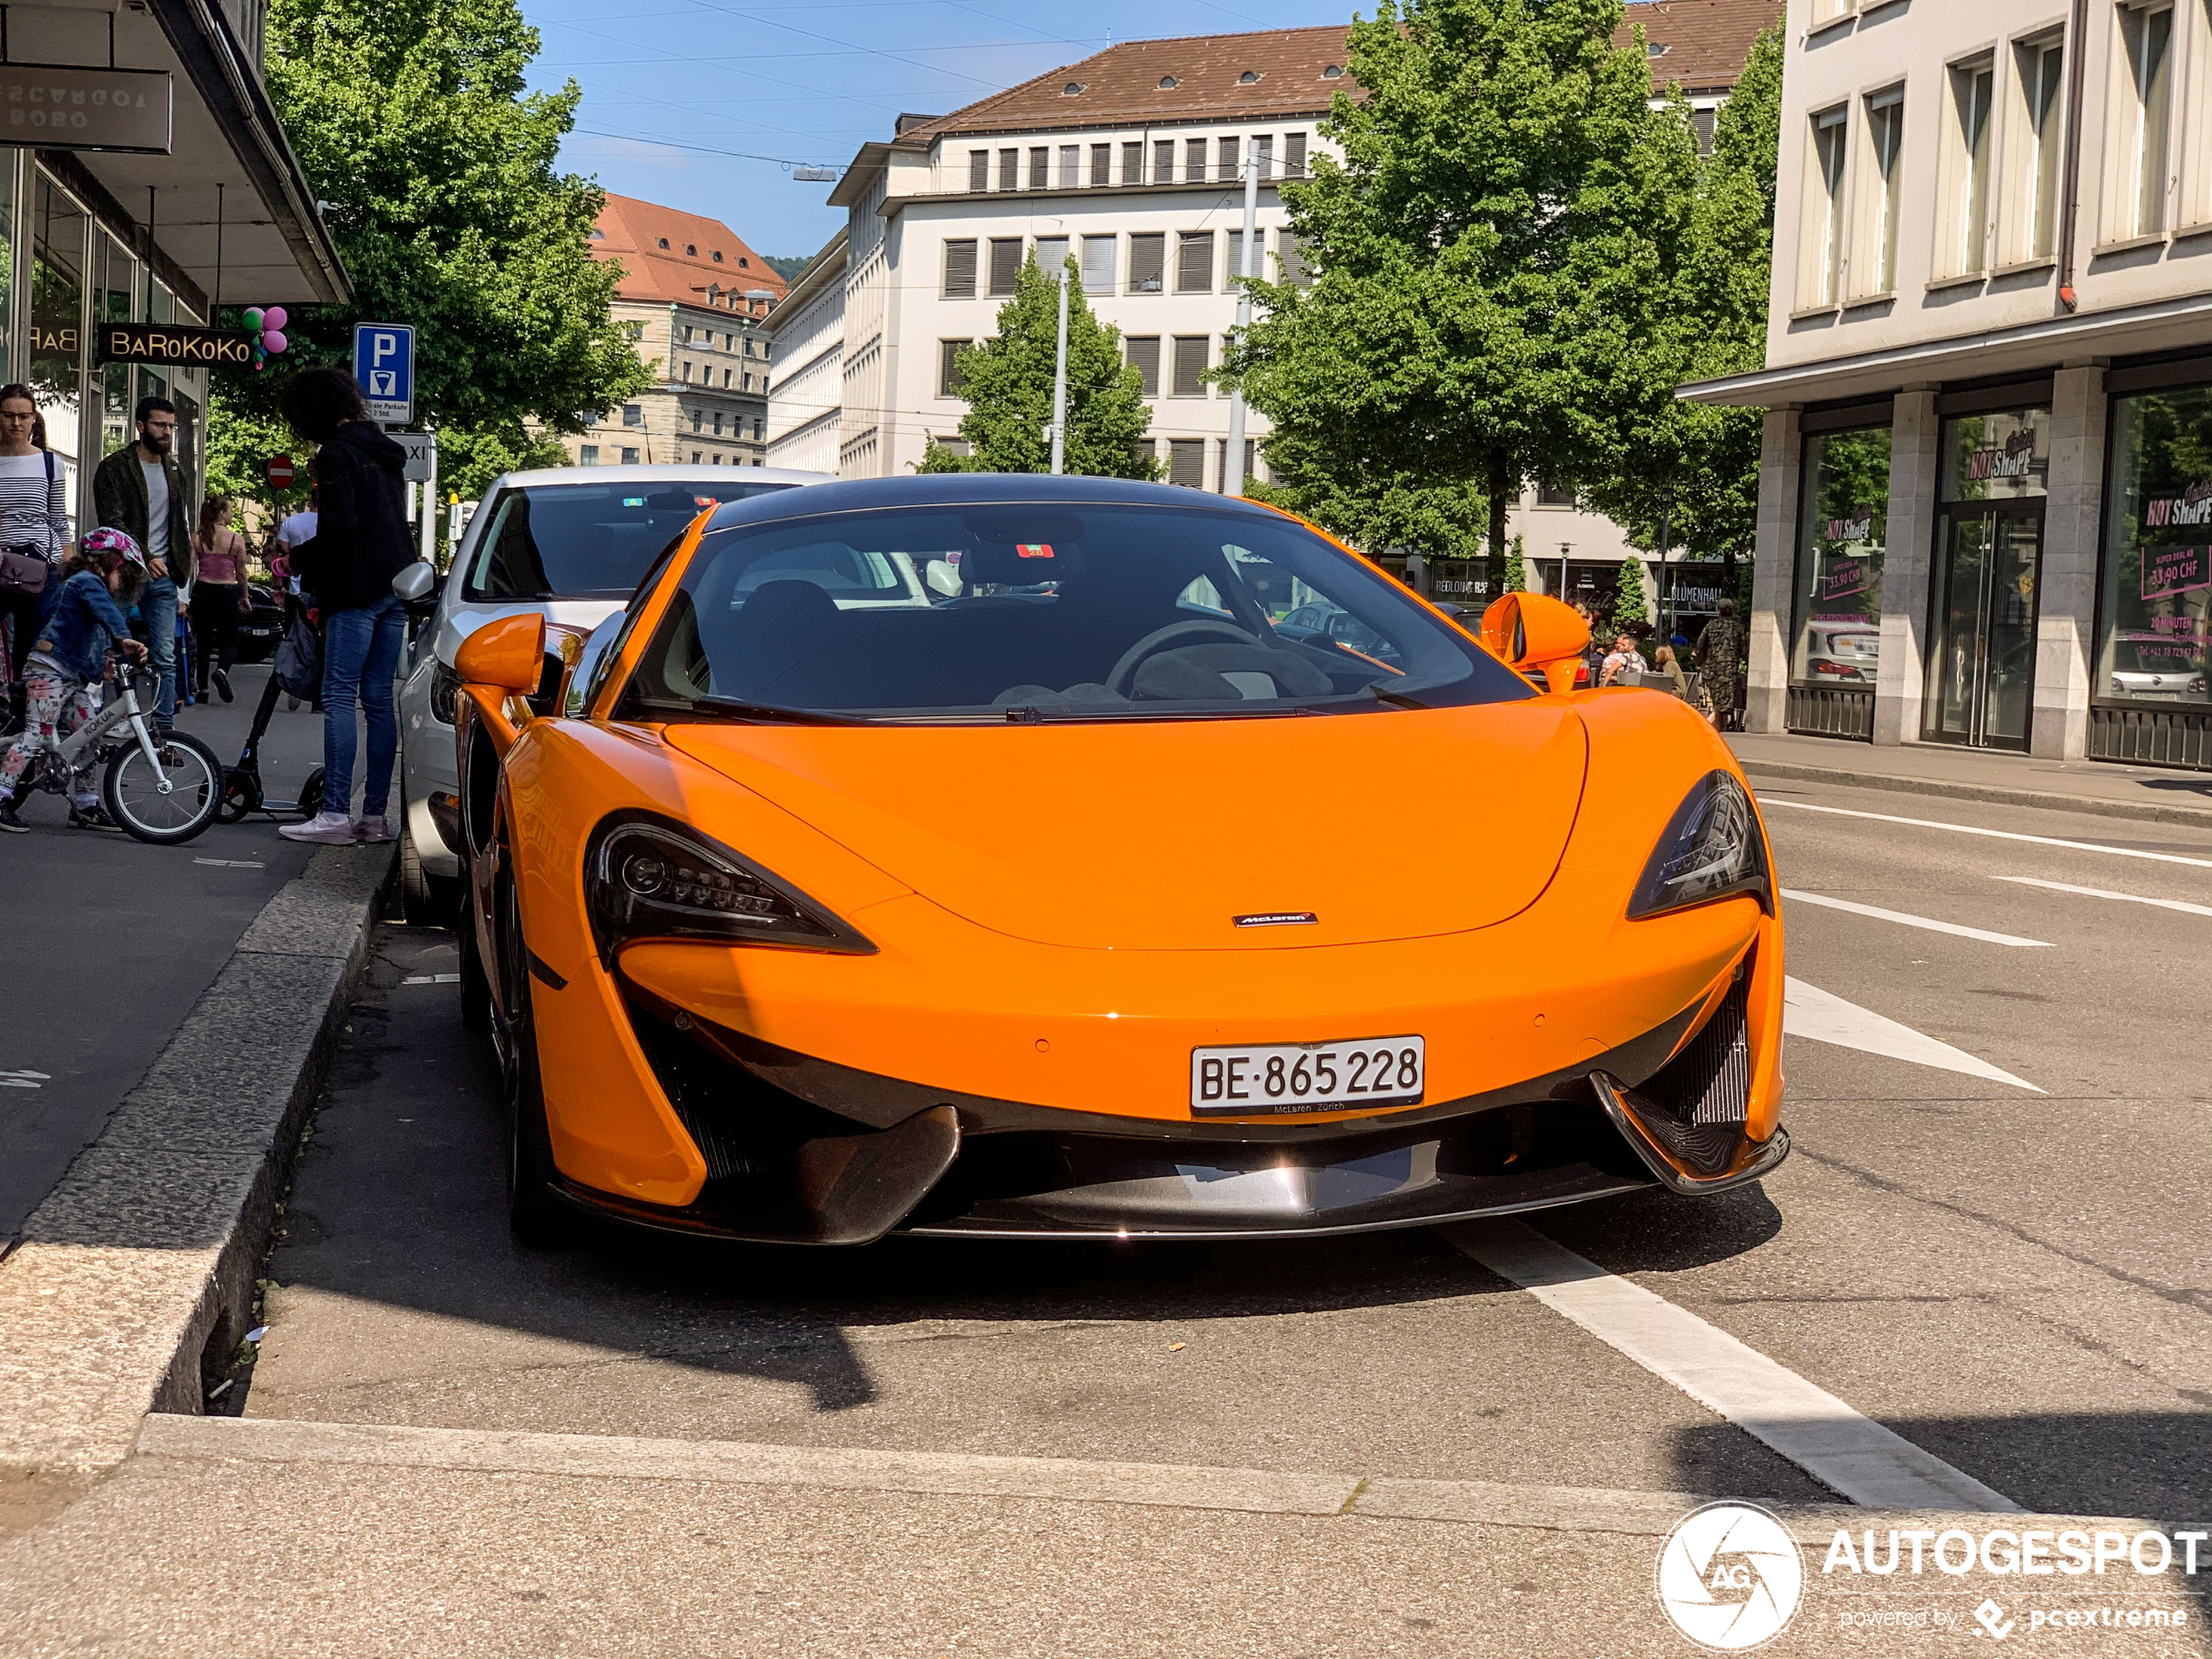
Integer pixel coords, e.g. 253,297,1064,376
1685,0,2212,767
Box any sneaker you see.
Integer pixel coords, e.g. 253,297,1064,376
280,811,359,846
212,668,234,704
0,803,25,833
70,803,121,832
354,815,397,844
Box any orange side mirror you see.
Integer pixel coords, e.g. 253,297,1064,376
1479,593,1590,694
455,612,547,696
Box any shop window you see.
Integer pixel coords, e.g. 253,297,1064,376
1790,425,1892,686
1937,57,1995,278
1800,106,1849,307
1943,407,2049,502
2096,384,2212,706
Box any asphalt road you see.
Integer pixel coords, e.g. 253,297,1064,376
10,769,2212,1655
0,664,326,1241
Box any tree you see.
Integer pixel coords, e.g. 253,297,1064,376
1612,555,1651,637
1221,0,1699,563
920,257,1158,477
1502,532,1526,593
211,0,649,516
1579,24,1784,573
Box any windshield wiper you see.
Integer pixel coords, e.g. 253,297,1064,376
684,695,873,725
1365,685,1433,711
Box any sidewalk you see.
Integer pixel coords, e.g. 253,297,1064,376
1727,730,2212,827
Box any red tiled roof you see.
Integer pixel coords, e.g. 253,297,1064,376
590,193,787,311
1618,0,1783,94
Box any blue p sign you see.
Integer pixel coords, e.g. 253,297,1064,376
352,323,415,423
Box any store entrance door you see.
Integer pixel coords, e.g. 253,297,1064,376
1925,505,2042,750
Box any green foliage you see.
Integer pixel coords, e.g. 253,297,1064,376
925,257,1158,478
760,253,813,283
1503,532,1526,593
1579,23,1784,560
1222,0,1700,558
209,0,651,500
1612,555,1651,634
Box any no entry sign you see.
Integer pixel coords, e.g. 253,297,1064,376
266,454,295,491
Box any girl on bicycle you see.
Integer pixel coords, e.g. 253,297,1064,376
0,528,148,833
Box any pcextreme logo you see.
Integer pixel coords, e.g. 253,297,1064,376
1656,1502,1806,1651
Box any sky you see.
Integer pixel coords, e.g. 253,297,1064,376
523,0,1357,263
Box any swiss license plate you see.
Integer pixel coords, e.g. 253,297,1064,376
1190,1036,1425,1116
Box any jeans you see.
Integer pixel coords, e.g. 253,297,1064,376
320,592,404,819
139,576,179,725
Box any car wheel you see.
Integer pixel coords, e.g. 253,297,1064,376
399,807,457,927
496,867,571,1247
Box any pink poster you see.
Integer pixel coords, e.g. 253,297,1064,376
2141,545,2211,600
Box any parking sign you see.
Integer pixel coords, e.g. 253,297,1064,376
352,323,414,425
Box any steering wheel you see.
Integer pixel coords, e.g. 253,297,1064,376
1105,620,1262,697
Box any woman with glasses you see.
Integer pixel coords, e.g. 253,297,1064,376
0,385,68,735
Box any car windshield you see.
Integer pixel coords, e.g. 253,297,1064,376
464,481,800,601
621,502,1531,723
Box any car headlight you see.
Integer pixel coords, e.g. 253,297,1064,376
1626,770,1771,920
429,660,462,725
586,815,876,961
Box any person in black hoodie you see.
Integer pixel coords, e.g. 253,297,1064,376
276,368,415,846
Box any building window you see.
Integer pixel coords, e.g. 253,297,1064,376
1089,143,1112,187
1185,138,1208,183
968,149,989,192
1128,232,1165,293
2098,382,2212,706
940,339,969,397
1534,480,1575,508
1034,234,1069,275
1122,141,1143,184
1790,424,1892,687
622,404,643,427
2117,3,2175,238
1221,437,1257,492
1168,438,1206,489
712,412,725,435
1170,335,1209,397
579,444,599,466
1028,146,1049,188
691,409,703,432
1940,58,1995,277
1081,233,1116,293
1691,108,1716,156
1277,229,1312,287
998,148,1019,190
1176,230,1214,293
1256,134,1274,179
1125,335,1161,397
1285,131,1308,176
988,237,1023,296
1217,136,1241,180
1804,105,1849,307
1226,227,1251,284
1154,138,1176,183
723,368,732,388
1861,87,1904,295
621,447,640,464
1058,145,1080,187
2012,36,2065,261
691,450,703,463
752,418,764,441
681,361,693,382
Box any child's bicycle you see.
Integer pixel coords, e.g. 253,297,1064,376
4,651,223,845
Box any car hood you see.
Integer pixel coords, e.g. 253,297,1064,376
662,704,1587,951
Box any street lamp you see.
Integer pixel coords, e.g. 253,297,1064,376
1224,135,1260,498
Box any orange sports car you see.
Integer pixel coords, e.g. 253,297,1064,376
448,475,1786,1245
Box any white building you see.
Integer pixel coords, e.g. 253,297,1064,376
763,227,846,476
806,30,1352,487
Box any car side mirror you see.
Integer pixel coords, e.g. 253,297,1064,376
1479,593,1589,694
392,561,440,604
454,612,546,696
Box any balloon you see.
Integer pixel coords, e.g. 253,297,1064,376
243,307,264,328
262,330,287,354
262,307,287,330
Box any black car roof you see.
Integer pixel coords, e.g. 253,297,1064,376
703,472,1291,535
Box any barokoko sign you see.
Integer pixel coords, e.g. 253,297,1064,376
0,64,172,155
98,323,256,368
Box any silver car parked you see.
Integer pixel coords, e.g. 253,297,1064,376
394,463,826,921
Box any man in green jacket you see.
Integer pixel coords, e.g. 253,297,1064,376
92,396,195,728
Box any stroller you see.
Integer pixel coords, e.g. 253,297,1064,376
218,609,325,824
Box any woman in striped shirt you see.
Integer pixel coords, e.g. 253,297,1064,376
0,383,68,730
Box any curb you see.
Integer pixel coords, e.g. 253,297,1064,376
0,843,395,1474
1736,756,2212,831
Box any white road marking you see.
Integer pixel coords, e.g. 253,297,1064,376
1783,977,2042,1093
402,974,461,985
1443,1218,2022,1512
0,1069,48,1089
1779,888,2054,948
192,858,265,869
1995,875,2212,918
1757,797,2212,869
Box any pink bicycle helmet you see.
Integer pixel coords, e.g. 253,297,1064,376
81,526,145,567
